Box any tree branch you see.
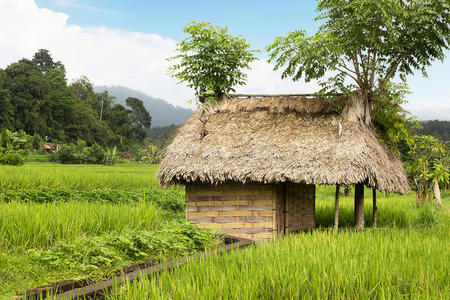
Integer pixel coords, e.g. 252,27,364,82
335,66,362,86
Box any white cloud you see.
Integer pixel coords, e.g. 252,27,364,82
0,0,322,109
0,0,448,119
0,0,192,107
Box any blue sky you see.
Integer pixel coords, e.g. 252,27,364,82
35,0,320,51
2,0,449,119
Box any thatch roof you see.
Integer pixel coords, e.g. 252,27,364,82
157,94,410,194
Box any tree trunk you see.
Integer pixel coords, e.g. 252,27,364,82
434,180,442,206
354,183,364,230
372,188,377,228
334,184,340,230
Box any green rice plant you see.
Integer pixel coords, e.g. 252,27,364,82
0,201,162,250
0,188,185,213
108,225,450,299
0,162,165,191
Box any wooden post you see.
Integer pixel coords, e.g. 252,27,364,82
334,184,340,230
372,188,377,228
354,183,364,230
283,183,289,235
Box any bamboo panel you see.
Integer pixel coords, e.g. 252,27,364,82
237,232,274,240
186,182,276,240
286,183,315,231
197,222,273,229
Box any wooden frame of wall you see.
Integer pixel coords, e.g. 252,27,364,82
186,182,315,241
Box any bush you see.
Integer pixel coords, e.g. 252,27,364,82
50,142,110,165
0,151,26,165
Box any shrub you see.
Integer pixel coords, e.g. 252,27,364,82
50,142,113,165
0,150,26,165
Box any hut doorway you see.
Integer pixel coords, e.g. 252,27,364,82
279,183,316,235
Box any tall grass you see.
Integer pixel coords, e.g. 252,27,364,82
0,201,161,250
109,225,450,299
0,162,163,191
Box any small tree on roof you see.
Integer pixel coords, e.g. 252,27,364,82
168,21,258,104
267,0,449,128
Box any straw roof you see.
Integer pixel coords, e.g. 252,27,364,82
157,94,410,194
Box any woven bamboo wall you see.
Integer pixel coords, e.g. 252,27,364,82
186,183,277,240
186,182,316,240
286,183,315,231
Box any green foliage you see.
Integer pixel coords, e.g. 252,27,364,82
0,151,26,166
418,120,450,141
32,49,65,74
146,124,179,148
0,129,32,165
168,21,258,103
372,82,419,150
104,146,118,166
34,224,215,273
49,142,115,165
406,135,449,202
0,188,184,213
126,97,151,142
267,0,449,127
135,144,161,164
1,50,152,147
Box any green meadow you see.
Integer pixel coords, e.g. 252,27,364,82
0,162,448,298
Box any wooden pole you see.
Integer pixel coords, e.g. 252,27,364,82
283,183,289,235
372,188,377,228
354,183,364,230
334,184,340,230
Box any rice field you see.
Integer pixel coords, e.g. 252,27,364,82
0,162,160,191
0,201,161,250
109,224,449,299
0,162,448,298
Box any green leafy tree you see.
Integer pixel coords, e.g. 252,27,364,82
406,135,449,204
0,68,14,129
126,97,151,142
168,21,258,103
4,59,50,135
267,0,449,127
32,49,66,74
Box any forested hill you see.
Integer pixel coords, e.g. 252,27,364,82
95,86,193,127
418,120,450,141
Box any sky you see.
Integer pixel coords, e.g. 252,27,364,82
0,0,449,120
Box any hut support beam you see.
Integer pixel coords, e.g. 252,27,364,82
372,188,377,228
354,183,364,230
283,183,289,235
334,184,340,230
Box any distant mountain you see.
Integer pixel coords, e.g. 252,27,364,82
94,86,193,127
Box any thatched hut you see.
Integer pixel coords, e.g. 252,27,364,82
157,94,409,240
